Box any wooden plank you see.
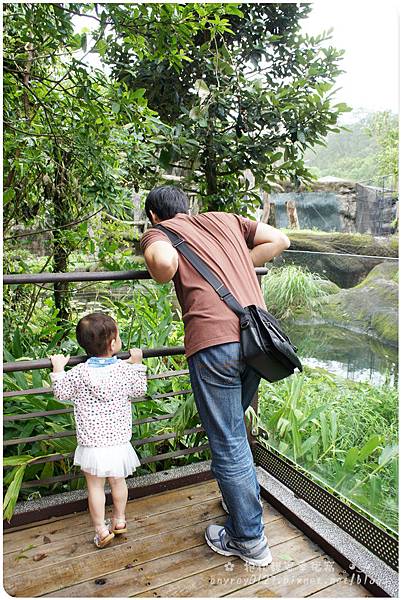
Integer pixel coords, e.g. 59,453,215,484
309,578,372,597
4,498,225,573
44,517,300,598
3,480,223,554
4,515,294,597
136,533,323,598
4,500,281,575
226,555,346,597
4,515,226,596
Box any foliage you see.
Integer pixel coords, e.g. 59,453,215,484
259,368,398,531
365,111,398,186
262,265,329,319
102,3,350,212
3,278,211,519
304,111,398,185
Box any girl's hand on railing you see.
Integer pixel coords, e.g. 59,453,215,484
125,348,143,364
49,354,71,372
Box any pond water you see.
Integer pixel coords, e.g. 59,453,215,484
284,321,398,387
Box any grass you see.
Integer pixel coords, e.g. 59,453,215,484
259,367,398,532
262,264,329,319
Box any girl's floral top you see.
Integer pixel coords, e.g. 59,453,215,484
50,360,147,447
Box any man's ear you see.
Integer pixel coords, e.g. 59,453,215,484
150,210,161,225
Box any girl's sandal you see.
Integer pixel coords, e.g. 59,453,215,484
111,517,127,535
94,525,114,549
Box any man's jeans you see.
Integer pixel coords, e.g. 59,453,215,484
188,341,264,544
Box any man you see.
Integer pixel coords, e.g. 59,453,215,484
140,185,290,566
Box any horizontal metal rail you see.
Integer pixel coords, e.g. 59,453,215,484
3,371,190,399
5,437,210,470
3,269,151,285
4,425,203,448
19,443,210,488
3,266,269,286
3,389,191,421
4,412,174,430
3,348,186,373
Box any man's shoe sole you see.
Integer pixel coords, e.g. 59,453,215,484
204,531,273,567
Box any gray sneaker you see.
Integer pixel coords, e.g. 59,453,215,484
205,524,272,567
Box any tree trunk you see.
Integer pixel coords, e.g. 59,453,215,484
52,149,72,324
261,191,270,223
204,115,218,210
267,202,277,227
261,192,277,227
205,147,217,207
286,199,300,229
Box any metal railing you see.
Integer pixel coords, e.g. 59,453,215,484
3,267,268,493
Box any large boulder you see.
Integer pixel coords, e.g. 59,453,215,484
321,261,398,346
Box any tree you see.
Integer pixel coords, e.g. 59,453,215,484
101,3,350,212
366,111,398,187
3,3,168,319
303,111,398,186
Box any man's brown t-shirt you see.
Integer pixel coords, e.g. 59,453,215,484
140,212,266,358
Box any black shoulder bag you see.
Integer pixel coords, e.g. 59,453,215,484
156,223,302,382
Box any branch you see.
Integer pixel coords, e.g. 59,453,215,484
4,122,61,137
23,42,34,119
3,208,104,241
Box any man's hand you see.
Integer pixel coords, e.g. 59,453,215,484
50,354,70,373
250,223,290,266
143,241,179,283
125,348,143,364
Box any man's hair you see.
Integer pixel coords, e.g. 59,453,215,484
145,185,189,222
76,312,118,357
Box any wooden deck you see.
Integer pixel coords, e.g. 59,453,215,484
3,480,372,597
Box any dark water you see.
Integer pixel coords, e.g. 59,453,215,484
285,321,398,386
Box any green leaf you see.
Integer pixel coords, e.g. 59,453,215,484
131,88,146,99
189,106,201,121
299,433,320,457
358,435,382,462
3,188,15,205
194,79,210,98
343,447,359,472
95,39,108,57
378,444,398,467
12,328,23,359
111,102,120,114
80,33,87,52
3,465,26,522
3,455,35,467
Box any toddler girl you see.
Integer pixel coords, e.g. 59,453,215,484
50,312,147,548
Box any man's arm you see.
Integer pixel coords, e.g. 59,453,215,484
143,241,179,283
250,223,290,266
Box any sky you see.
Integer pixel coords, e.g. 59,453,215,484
74,0,400,121
301,0,399,120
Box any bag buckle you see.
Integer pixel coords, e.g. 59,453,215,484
173,239,184,248
216,284,230,300
240,319,250,329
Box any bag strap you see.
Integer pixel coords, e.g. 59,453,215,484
155,223,247,320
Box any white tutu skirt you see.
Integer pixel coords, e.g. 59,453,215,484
74,442,141,477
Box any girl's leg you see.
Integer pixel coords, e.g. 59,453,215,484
84,472,108,537
108,476,128,529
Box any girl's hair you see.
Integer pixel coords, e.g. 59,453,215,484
76,313,118,357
